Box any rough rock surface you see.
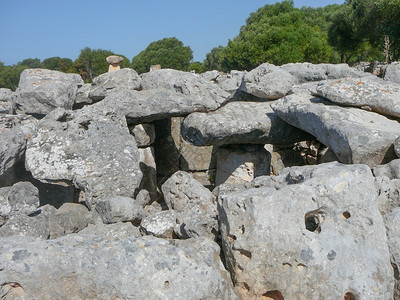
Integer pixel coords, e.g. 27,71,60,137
95,195,145,224
373,159,400,179
130,123,155,147
79,222,141,239
315,77,400,118
15,68,83,115
0,182,39,227
219,162,393,299
25,107,142,209
375,176,400,215
138,147,157,201
384,208,400,299
384,62,400,83
0,235,237,299
0,88,14,114
0,204,56,239
141,68,230,104
140,210,177,238
272,93,400,166
182,101,311,146
89,68,141,101
239,63,298,99
48,203,88,239
216,145,271,186
215,70,246,93
90,88,228,125
281,62,369,83
0,114,37,177
161,171,218,240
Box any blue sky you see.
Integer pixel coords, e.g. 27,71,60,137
0,0,345,66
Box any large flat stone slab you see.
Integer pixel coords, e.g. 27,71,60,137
219,162,393,299
315,77,400,118
25,107,142,209
271,93,400,166
0,235,237,299
181,101,311,146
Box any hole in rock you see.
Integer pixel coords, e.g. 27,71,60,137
263,290,284,300
296,263,308,270
344,292,356,300
238,249,252,259
342,211,351,219
163,281,170,289
305,208,325,233
392,263,400,280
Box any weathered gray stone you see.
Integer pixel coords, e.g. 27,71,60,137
135,189,152,208
90,87,228,125
79,222,141,239
0,114,37,177
95,195,145,224
200,70,221,82
393,136,400,158
384,62,400,83
373,159,400,179
272,93,400,166
0,235,237,299
216,145,270,186
239,63,298,99
0,182,39,227
161,171,218,240
281,62,368,83
89,68,141,101
15,68,83,115
182,101,311,146
219,162,393,299
215,70,246,93
25,107,142,209
140,210,177,238
0,204,56,239
144,200,163,217
384,208,400,299
138,147,157,201
375,176,400,215
315,77,400,118
130,123,155,147
74,83,92,105
0,88,14,114
141,69,230,106
49,203,88,239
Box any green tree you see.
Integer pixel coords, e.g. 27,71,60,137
17,58,41,68
203,46,225,71
188,61,206,73
131,37,193,74
219,1,338,71
0,65,27,91
41,57,73,72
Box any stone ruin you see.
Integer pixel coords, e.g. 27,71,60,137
1,61,400,299
106,55,124,72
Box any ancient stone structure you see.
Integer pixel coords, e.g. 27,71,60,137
106,55,124,72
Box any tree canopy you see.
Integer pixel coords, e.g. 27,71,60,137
131,37,193,74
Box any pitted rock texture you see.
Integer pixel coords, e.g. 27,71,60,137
15,68,83,115
219,162,393,299
161,171,218,240
239,63,298,99
182,101,311,146
95,195,145,224
315,77,400,118
89,68,141,101
384,62,400,84
272,93,400,167
0,235,237,300
385,208,400,299
0,88,14,114
25,107,142,209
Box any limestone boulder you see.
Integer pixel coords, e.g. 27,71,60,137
384,62,400,83
373,159,400,179
384,208,400,299
215,70,246,94
239,63,298,99
161,171,218,240
48,203,88,239
74,83,92,106
216,145,271,186
25,107,143,209
182,101,311,146
15,69,83,115
130,123,155,147
138,147,157,201
141,69,230,106
375,176,400,215
315,77,400,118
0,182,39,227
95,195,145,224
271,93,400,166
0,114,37,177
0,235,237,299
0,88,14,114
140,210,177,238
219,162,393,299
89,68,141,101
0,204,56,239
79,222,141,239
